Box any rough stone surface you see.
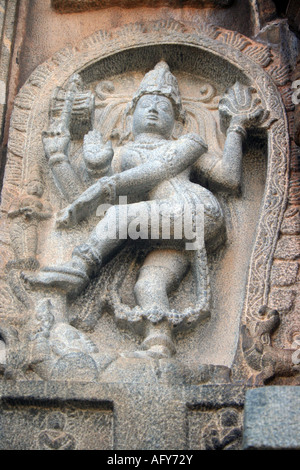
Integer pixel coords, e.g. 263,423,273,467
17,0,255,86
271,261,299,287
269,288,297,313
51,0,234,13
243,387,300,450
0,0,18,142
274,235,300,260
0,381,245,450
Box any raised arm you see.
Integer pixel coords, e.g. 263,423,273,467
43,75,87,203
197,82,267,193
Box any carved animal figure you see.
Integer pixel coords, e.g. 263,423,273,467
242,306,300,385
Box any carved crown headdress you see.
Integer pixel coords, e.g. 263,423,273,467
128,61,185,121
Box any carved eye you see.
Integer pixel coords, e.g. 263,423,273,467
157,101,172,112
139,97,172,113
140,99,153,108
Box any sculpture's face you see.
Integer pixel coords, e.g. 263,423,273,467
27,181,44,198
132,94,175,138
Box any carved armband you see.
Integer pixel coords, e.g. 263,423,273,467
183,133,208,149
48,152,69,167
226,123,247,140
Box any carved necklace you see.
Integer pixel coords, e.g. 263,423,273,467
131,136,169,150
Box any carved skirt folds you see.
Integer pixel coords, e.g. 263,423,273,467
87,179,224,252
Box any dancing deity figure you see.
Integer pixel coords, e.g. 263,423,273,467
24,62,265,357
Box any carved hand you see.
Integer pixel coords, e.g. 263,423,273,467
55,176,114,229
21,207,35,218
42,128,70,160
219,82,267,133
83,129,113,175
56,204,77,229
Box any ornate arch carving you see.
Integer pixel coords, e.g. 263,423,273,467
0,20,291,379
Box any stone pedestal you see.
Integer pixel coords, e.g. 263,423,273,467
0,380,245,450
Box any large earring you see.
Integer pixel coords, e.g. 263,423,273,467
171,120,184,140
119,112,133,144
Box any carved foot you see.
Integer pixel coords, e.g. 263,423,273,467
123,345,172,360
21,261,89,295
121,319,176,360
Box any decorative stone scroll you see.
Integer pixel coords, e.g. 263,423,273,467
0,19,298,386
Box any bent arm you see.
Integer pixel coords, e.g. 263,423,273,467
200,81,267,193
114,134,208,197
57,134,207,227
198,123,246,193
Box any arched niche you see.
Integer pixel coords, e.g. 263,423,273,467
0,21,289,369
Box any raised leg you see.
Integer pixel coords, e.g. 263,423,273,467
22,198,195,295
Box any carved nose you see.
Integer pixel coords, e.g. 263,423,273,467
148,103,158,113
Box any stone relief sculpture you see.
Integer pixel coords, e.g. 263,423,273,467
241,306,300,385
0,10,299,448
19,60,268,376
202,408,242,450
0,16,296,387
8,164,52,266
38,412,76,450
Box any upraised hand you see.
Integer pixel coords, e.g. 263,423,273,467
219,82,268,132
42,128,70,160
83,129,113,176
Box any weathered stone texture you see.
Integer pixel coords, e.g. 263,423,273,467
243,387,300,450
0,0,18,139
274,235,300,260
0,0,299,450
0,381,245,450
271,261,299,287
51,0,233,13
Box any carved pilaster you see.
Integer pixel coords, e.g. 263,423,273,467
0,0,18,142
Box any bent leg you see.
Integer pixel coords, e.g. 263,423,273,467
22,198,198,294
21,201,152,293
